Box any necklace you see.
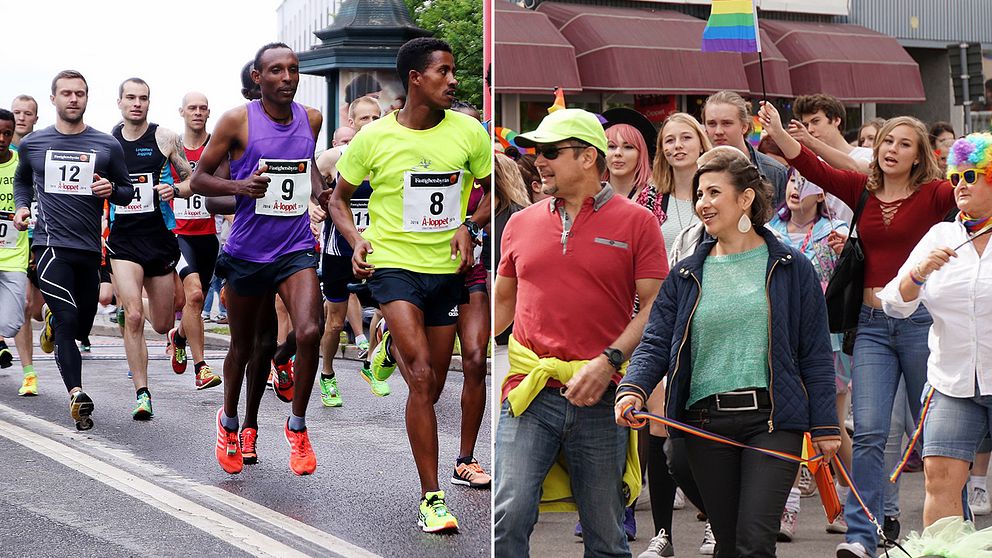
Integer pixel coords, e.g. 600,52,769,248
262,103,292,125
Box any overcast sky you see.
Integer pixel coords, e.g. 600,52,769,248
2,0,283,137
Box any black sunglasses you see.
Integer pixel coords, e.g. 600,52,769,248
536,144,588,160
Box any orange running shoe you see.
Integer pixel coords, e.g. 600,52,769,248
241,427,258,464
215,408,243,474
284,420,316,476
272,358,295,403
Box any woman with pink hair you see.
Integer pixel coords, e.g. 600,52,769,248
606,123,653,200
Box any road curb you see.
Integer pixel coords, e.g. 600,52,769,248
88,317,490,374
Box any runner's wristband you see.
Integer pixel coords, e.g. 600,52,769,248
909,269,926,286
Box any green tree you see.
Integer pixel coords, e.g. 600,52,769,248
404,0,484,109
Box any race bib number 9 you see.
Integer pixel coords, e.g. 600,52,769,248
116,173,155,215
402,170,463,232
174,194,210,220
44,150,96,195
0,211,18,249
255,159,310,217
351,199,370,234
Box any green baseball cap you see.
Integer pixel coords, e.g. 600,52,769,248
515,108,608,155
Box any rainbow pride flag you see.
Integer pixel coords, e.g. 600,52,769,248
701,0,762,53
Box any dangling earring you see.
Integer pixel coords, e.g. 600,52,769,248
737,213,752,233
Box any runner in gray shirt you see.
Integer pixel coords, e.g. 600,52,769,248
12,70,133,431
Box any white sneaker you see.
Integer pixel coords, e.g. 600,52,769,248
970,485,992,515
836,541,873,558
777,509,798,542
798,465,817,497
826,506,848,534
673,488,686,510
638,528,674,558
699,521,715,555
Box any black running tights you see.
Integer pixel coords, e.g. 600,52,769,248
649,434,678,536
35,246,100,392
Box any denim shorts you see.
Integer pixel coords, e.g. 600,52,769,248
923,388,992,462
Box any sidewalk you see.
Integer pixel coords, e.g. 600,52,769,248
88,313,489,374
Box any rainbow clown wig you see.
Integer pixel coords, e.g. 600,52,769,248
947,132,992,179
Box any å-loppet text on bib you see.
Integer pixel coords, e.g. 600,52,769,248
0,211,18,248
402,170,464,232
44,150,96,195
255,159,310,217
174,193,210,220
116,173,155,215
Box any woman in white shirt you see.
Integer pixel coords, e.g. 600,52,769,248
878,133,992,527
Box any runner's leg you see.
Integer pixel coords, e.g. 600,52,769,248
112,259,151,391
456,288,489,461
277,269,322,419
242,293,278,431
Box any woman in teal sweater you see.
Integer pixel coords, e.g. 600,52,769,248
616,148,840,558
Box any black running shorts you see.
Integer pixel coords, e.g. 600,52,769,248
106,231,180,278
367,268,466,327
177,233,219,288
215,249,318,298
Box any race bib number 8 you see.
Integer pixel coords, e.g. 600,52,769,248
44,150,96,195
116,173,155,215
0,211,18,249
255,159,310,217
174,194,210,220
402,170,463,232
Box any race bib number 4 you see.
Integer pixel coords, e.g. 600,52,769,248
255,159,310,217
116,173,155,215
44,150,96,195
351,199,370,234
403,170,463,232
0,211,18,249
174,194,209,220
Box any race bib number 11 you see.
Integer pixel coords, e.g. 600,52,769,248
255,159,310,217
0,211,18,249
402,170,463,232
44,150,96,195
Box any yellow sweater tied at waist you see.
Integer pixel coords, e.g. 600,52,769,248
504,336,641,510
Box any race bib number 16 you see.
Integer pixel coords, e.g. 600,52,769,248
44,150,96,195
255,159,310,217
402,170,463,232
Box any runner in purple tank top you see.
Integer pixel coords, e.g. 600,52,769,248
190,42,325,477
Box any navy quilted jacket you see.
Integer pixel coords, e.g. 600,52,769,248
617,225,840,439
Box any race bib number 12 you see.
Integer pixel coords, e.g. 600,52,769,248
402,170,463,232
116,173,155,215
44,150,96,195
0,211,18,249
255,159,310,217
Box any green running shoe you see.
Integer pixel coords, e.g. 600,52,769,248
418,490,459,533
40,307,55,354
132,392,153,421
370,331,397,382
319,376,343,407
360,367,391,397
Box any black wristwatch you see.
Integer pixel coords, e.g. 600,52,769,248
462,218,482,237
603,347,624,370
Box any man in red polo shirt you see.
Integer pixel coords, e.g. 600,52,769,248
493,108,668,557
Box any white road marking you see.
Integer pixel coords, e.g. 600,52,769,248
0,402,382,558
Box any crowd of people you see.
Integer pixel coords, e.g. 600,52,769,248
0,37,491,534
493,88,992,558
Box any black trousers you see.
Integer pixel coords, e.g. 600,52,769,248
683,406,802,558
34,246,100,392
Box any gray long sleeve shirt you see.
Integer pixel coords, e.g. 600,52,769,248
14,125,134,253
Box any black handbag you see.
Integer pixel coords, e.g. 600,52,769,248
825,189,870,335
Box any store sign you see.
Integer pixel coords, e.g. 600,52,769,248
634,95,678,124
643,0,849,16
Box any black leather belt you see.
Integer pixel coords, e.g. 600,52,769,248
692,389,772,412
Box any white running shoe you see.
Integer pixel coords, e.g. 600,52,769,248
699,521,715,555
970,485,992,515
673,487,686,510
836,541,873,558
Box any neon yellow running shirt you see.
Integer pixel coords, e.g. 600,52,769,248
336,110,491,274
0,150,28,272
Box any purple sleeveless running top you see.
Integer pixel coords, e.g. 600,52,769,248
224,101,316,263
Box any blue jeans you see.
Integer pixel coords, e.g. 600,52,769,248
203,275,226,317
845,305,931,550
882,377,917,518
494,387,629,558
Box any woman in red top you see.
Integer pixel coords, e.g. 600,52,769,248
759,101,954,558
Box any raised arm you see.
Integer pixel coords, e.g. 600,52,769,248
191,107,267,198
158,127,193,198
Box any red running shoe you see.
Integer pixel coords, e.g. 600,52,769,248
285,420,316,476
272,358,295,403
167,327,187,374
215,408,243,474
241,427,258,464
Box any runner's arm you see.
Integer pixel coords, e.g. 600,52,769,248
206,196,236,214
191,107,264,197
13,142,33,210
159,127,193,197
105,142,135,206
307,107,325,203
468,175,491,228
327,175,360,249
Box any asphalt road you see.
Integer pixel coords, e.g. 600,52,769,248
491,344,992,558
0,332,492,558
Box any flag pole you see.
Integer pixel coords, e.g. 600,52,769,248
758,50,767,102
